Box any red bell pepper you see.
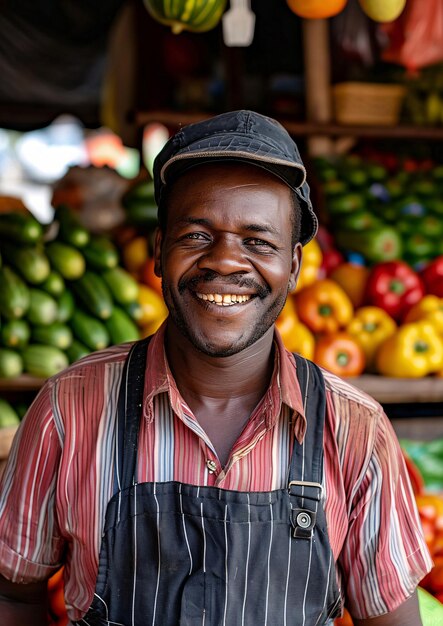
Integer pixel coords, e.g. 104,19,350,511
421,256,443,298
365,261,425,322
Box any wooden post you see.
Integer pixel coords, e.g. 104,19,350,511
302,18,334,156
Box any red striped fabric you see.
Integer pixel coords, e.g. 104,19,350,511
0,325,432,622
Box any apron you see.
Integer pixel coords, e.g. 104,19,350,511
75,338,341,626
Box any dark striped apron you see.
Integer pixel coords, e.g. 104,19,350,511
76,338,341,626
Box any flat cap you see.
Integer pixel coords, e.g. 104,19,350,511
153,110,317,245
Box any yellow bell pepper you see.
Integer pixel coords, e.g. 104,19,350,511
137,284,168,327
276,298,315,359
294,238,322,293
347,306,397,369
404,295,443,335
375,321,443,377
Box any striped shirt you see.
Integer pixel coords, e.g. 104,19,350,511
0,323,432,622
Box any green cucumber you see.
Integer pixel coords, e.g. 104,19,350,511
32,322,73,349
0,267,30,320
82,236,119,271
335,227,402,263
22,344,69,378
0,212,43,244
1,319,30,349
0,348,23,378
123,300,144,322
1,242,50,284
124,202,158,228
27,289,58,326
46,242,86,280
102,267,139,305
41,271,65,297
0,399,20,427
70,309,110,351
57,290,75,323
105,307,140,345
71,271,114,320
55,205,90,248
66,339,90,363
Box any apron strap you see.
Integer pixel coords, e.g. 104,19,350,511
288,354,326,538
115,337,151,492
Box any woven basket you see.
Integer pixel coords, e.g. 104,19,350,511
333,82,406,126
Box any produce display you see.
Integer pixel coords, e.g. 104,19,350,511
0,205,167,381
315,154,443,267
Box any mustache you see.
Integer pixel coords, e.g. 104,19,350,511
178,271,270,298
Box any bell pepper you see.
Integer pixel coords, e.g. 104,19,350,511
366,260,425,322
313,331,365,377
404,295,443,335
330,262,369,308
421,256,443,298
296,279,354,334
294,238,322,293
321,247,344,276
375,321,443,377
347,306,396,369
276,298,315,360
137,284,168,327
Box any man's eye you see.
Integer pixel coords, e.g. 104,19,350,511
245,238,274,248
183,232,208,240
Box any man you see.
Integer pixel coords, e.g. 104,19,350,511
0,111,432,625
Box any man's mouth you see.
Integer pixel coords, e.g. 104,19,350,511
195,292,252,306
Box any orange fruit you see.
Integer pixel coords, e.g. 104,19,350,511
287,0,347,19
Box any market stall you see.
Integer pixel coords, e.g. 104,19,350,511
1,0,443,624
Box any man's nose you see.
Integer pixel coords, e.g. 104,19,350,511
197,237,250,275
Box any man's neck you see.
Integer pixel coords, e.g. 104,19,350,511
164,324,275,402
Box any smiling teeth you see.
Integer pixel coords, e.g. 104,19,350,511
196,293,251,306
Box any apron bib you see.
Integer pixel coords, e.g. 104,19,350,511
76,338,341,626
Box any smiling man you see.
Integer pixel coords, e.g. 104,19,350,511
0,111,433,626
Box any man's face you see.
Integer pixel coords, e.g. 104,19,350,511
155,162,302,357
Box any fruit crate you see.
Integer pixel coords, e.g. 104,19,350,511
333,82,406,126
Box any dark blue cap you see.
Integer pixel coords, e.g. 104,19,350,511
153,110,317,245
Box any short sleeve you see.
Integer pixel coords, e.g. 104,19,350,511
338,409,433,620
0,381,64,582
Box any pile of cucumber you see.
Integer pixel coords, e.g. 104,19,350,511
0,206,142,380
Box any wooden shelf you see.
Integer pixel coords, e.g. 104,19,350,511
135,110,443,141
350,375,443,405
2,374,443,405
0,375,45,392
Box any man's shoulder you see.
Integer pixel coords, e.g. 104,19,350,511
319,365,382,416
50,341,134,386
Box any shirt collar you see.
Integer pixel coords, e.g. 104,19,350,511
142,322,307,442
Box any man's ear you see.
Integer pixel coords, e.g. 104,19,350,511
153,227,163,278
288,242,303,293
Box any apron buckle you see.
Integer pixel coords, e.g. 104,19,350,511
291,507,317,538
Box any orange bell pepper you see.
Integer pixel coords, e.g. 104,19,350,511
404,295,443,335
347,306,397,370
314,332,366,377
294,238,322,293
296,279,354,334
329,263,369,309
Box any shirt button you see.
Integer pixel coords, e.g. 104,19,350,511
206,459,217,474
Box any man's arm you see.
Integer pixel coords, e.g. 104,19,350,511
353,590,422,626
0,574,48,626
